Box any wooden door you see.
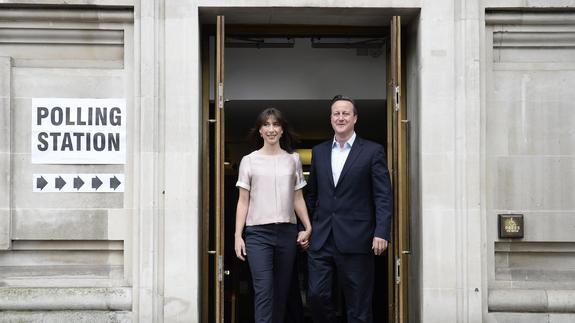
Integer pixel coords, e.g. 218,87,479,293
214,15,226,323
387,15,410,323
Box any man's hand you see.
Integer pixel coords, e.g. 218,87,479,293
297,229,311,250
372,237,388,256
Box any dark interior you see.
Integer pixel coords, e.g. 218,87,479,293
223,99,389,323
201,18,395,320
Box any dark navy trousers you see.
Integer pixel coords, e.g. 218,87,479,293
245,223,298,323
308,233,375,323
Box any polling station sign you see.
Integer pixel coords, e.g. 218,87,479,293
31,98,126,164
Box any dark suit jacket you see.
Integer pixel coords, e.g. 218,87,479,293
305,136,393,254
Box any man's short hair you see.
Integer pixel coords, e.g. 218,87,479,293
330,94,358,115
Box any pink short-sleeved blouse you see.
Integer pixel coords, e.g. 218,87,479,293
236,150,307,226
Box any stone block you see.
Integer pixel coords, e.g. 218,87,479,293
12,209,108,240
0,310,132,323
0,287,131,310
0,98,9,154
0,209,10,250
421,209,457,289
12,68,125,99
421,288,457,323
489,312,549,323
495,156,575,211
420,153,456,209
547,290,575,312
550,314,575,323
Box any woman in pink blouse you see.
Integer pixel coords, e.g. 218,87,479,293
235,107,312,323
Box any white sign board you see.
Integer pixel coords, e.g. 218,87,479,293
33,174,125,193
31,98,126,164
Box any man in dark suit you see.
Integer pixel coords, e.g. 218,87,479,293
306,95,393,323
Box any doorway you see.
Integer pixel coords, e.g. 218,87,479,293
200,8,418,323
224,99,387,323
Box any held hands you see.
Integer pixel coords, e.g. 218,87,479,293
372,237,389,256
297,229,311,250
234,235,247,261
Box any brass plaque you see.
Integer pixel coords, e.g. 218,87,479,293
498,214,524,239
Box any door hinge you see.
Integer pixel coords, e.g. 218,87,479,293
217,255,223,282
395,257,401,285
394,85,400,112
217,83,224,109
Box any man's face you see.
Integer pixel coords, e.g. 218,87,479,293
330,100,357,138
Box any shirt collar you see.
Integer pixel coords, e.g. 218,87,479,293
332,132,356,149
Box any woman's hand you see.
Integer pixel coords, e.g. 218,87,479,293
297,229,311,250
235,235,247,261
293,189,312,250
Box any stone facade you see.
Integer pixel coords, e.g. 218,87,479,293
0,1,574,322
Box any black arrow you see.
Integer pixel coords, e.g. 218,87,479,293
73,176,84,190
36,176,48,190
92,176,103,190
110,176,121,190
55,176,66,190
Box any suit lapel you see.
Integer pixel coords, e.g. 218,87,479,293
323,141,336,189
336,137,364,187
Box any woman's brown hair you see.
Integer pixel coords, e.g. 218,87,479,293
250,107,297,153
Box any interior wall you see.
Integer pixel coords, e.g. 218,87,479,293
224,38,387,100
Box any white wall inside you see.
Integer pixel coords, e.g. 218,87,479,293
225,37,387,100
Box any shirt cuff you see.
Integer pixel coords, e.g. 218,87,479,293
236,181,250,190
294,180,307,191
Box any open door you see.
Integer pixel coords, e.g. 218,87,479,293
201,15,227,323
214,15,226,323
387,15,410,323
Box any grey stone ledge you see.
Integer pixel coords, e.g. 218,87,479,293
486,12,575,26
489,289,575,313
0,287,131,311
493,31,575,48
0,28,125,45
0,310,131,323
0,8,133,23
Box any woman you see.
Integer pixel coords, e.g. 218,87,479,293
235,107,312,323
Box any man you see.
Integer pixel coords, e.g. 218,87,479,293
305,95,393,323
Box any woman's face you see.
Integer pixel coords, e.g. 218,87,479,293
259,116,283,146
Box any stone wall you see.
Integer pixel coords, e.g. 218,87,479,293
484,10,575,323
0,6,135,322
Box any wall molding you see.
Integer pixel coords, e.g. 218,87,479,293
0,287,132,310
0,28,123,45
489,289,575,313
0,8,133,24
0,56,11,251
486,12,575,25
493,31,575,47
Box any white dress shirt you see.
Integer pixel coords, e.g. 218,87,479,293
331,132,356,186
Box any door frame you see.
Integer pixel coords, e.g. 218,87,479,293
200,16,412,323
